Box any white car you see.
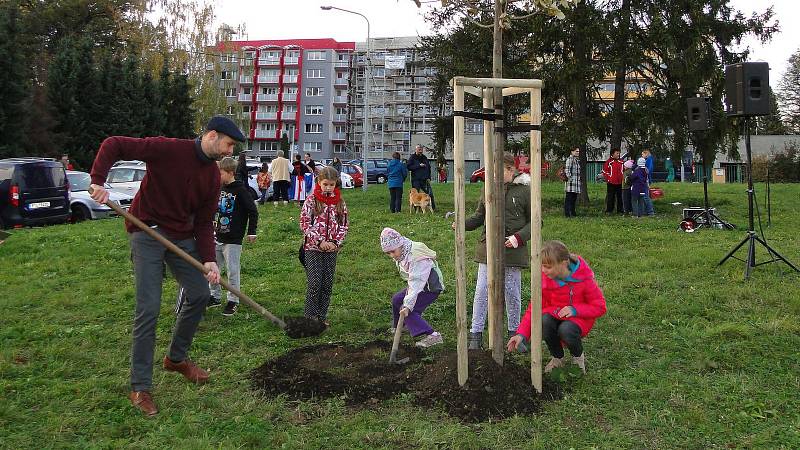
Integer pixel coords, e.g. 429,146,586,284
66,171,134,221
107,160,147,197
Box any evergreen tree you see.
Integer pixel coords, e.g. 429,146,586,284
121,50,147,136
165,72,195,138
778,48,800,133
0,1,30,157
141,71,165,136
752,88,789,135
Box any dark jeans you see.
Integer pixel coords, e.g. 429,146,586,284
622,187,632,214
605,183,623,213
542,313,583,358
389,187,403,213
411,179,436,210
273,180,290,202
258,188,268,204
564,192,578,217
129,229,210,391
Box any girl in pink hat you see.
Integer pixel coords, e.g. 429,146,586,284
380,227,444,348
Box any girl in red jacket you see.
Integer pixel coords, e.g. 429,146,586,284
507,240,606,374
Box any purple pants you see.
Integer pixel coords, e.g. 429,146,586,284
392,289,439,337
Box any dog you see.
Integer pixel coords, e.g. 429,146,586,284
409,188,433,214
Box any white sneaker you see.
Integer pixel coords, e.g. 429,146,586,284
415,331,443,348
572,353,586,374
544,356,565,373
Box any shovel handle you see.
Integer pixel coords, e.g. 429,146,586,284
96,190,287,330
389,313,406,363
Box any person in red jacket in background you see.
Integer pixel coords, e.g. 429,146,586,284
507,240,606,374
602,148,624,214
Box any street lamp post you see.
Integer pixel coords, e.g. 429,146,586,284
321,5,370,191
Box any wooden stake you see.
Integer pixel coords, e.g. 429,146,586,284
530,89,543,393
453,82,469,387
481,88,498,352
490,0,506,366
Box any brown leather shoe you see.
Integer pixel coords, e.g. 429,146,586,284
128,391,158,416
162,356,209,384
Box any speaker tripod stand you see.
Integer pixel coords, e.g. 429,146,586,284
691,147,733,230
718,117,799,279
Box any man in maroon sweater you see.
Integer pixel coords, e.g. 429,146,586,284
89,116,244,416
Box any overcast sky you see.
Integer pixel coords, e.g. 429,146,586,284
214,0,799,81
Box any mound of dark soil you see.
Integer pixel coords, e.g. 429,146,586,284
251,342,562,423
250,341,423,404
412,350,563,423
283,316,327,338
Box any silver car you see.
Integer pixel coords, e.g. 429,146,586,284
66,171,133,222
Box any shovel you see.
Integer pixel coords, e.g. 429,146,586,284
94,189,325,339
388,313,410,364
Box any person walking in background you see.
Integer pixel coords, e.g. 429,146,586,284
332,157,342,174
507,240,606,374
461,153,531,351
387,152,408,213
602,149,624,214
61,154,74,170
269,150,291,205
406,145,436,211
291,154,311,204
304,153,317,174
631,157,655,217
88,116,244,416
256,163,271,205
381,227,444,348
235,153,248,184
300,167,349,324
564,146,580,218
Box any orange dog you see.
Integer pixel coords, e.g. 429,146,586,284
409,188,433,214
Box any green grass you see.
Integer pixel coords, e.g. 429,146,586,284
1,180,799,448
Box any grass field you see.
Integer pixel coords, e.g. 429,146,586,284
1,180,799,449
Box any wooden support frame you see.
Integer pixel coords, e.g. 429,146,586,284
450,76,543,393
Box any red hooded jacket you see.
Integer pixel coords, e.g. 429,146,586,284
602,157,624,185
516,255,606,339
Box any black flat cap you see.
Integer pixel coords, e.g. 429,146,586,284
205,116,246,142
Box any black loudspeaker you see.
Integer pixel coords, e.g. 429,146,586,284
724,62,770,116
687,97,710,131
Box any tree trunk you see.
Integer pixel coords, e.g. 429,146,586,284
609,0,631,153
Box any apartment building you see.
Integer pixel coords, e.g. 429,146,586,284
348,36,457,159
214,38,354,160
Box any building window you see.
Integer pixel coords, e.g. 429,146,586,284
262,87,278,94
242,87,252,94
284,87,298,95
224,88,236,97
303,142,322,152
226,105,235,115
335,107,347,115
263,50,280,59
305,123,323,133
242,105,251,113
305,105,323,115
221,70,236,80
258,141,279,151
284,68,299,76
286,50,300,58
282,105,297,114
333,144,347,153
307,51,325,61
306,69,323,78
305,87,324,96
258,123,277,132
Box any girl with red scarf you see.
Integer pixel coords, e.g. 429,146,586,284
299,166,349,323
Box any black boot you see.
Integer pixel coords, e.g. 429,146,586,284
468,332,482,350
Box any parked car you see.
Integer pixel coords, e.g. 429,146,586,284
107,160,147,197
316,163,355,189
0,157,70,229
470,166,485,183
66,170,133,222
340,163,363,187
349,159,390,184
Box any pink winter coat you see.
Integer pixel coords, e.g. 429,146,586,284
517,255,606,339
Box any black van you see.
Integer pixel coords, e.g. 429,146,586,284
0,158,70,229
